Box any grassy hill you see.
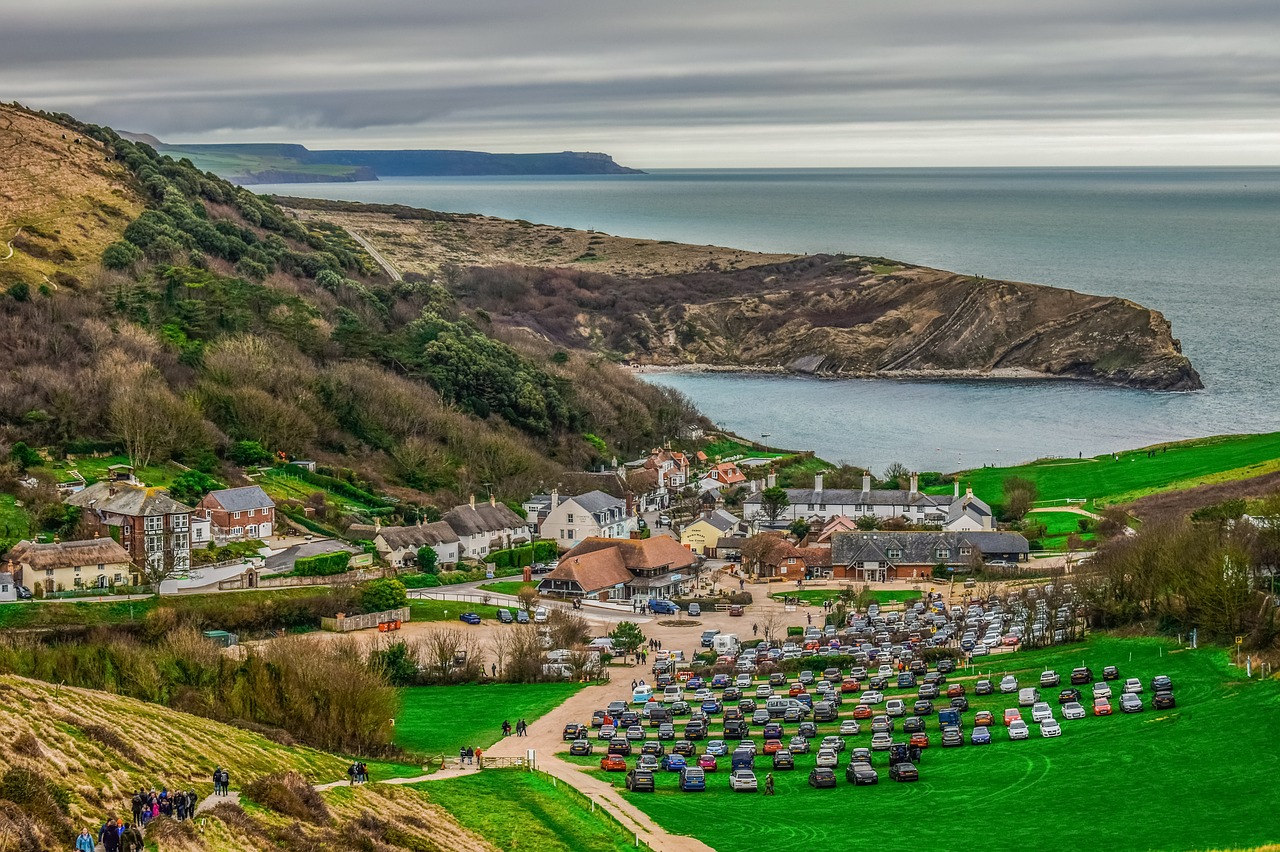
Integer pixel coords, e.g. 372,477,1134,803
930,431,1280,511
0,674,490,851
0,102,700,534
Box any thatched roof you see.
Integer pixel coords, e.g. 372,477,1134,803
7,538,132,570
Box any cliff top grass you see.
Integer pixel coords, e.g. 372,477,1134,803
395,682,586,757
932,431,1280,509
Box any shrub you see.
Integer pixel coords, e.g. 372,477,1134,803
102,240,143,269
293,551,352,577
228,440,273,466
243,771,330,825
358,578,407,612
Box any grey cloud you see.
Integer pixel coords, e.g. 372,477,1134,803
5,0,1280,164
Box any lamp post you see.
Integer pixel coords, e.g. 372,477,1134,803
761,433,771,454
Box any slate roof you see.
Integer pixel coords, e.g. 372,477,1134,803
66,481,193,517
831,530,1029,565
7,538,132,570
376,522,460,550
443,501,527,537
744,488,954,510
567,490,627,516
691,509,741,534
204,485,275,512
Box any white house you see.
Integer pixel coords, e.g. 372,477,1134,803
371,521,461,568
0,572,15,602
743,473,992,531
442,495,529,559
540,490,637,551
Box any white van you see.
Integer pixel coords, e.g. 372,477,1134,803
534,607,549,623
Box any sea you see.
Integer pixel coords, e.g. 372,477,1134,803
254,168,1280,472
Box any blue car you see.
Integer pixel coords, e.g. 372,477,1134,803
701,700,722,714
711,674,731,688
687,677,705,690
660,754,688,772
970,726,992,745
679,767,706,791
459,612,482,625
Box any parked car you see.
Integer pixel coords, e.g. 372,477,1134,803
808,767,838,788
1002,708,1022,727
908,732,930,749
975,679,994,696
459,612,482,625
569,739,593,756
608,738,631,756
1153,691,1177,710
705,740,728,757
815,748,839,768
1040,719,1062,738
768,749,793,770
1093,682,1112,700
889,762,919,782
497,609,514,624
1120,693,1144,713
846,761,878,785
600,755,627,771
970,726,992,745
636,754,659,772
729,605,745,617
1062,702,1086,720
999,675,1018,693
626,769,655,792
870,732,892,751
1103,665,1120,680
1040,670,1061,687
1094,698,1113,716
1151,675,1174,692
839,719,861,735
728,769,758,792
1123,678,1144,694
913,700,935,716
679,767,706,791
1031,702,1054,723
660,753,687,772
1070,667,1094,685
974,710,994,727
1008,720,1030,740
902,716,925,734
820,735,846,753
941,727,964,748
688,603,702,617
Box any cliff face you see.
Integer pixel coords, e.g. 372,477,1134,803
613,259,1203,390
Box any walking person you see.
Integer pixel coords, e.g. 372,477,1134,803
75,828,95,852
119,822,144,852
99,817,121,852
765,773,775,795
459,746,467,766
474,747,483,766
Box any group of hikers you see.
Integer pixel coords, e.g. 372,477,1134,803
80,767,233,851
347,762,371,784
502,718,529,737
457,745,484,764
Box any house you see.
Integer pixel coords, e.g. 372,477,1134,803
697,462,747,493
680,509,747,555
442,495,529,559
714,534,749,561
65,481,194,579
743,473,993,531
6,537,134,592
639,449,690,488
796,545,834,578
829,530,1030,582
0,572,14,602
371,521,461,568
539,490,637,551
753,536,809,580
197,485,276,542
538,536,701,601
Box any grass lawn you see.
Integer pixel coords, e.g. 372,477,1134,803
405,599,511,622
417,771,640,852
395,683,585,757
926,431,1280,509
0,493,30,541
33,454,182,488
770,589,923,606
258,467,384,513
477,580,536,596
0,587,327,630
1026,510,1097,551
600,636,1280,852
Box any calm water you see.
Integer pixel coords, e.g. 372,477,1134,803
257,168,1280,470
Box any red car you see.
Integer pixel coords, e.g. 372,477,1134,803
789,684,807,697
841,678,861,694
852,705,874,720
1094,698,1113,716
1003,709,1022,727
729,605,745,617
763,739,784,754
974,710,995,727
946,684,966,698
697,754,718,771
600,755,627,772
909,732,930,749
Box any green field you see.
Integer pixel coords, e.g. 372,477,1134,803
930,431,1280,508
395,683,585,757
770,589,923,606
0,493,30,542
32,454,182,489
594,636,1280,852
477,580,536,596
1026,510,1097,551
406,599,512,622
418,771,641,852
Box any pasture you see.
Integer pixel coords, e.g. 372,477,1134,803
395,682,585,757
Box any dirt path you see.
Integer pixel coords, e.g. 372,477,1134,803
1028,505,1101,520
1,227,19,261
346,227,402,281
194,791,240,815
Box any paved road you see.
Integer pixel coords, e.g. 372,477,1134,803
262,539,358,573
345,227,402,281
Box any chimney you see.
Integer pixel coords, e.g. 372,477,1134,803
611,456,618,470
625,492,635,518
550,488,560,509
766,472,776,489
814,473,824,493
954,479,960,498
862,473,871,493
469,494,476,509
909,473,918,495
489,494,496,507
966,486,974,498
374,517,382,533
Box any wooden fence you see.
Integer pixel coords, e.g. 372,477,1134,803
320,606,410,632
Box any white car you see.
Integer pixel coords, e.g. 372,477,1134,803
870,732,892,751
815,748,839,767
735,674,752,687
877,664,894,677
1000,676,1018,693
755,685,773,698
693,689,713,703
729,770,758,792
1123,678,1144,694
1062,702,1086,720
1031,702,1054,723
839,719,861,735
1008,720,1030,740
820,736,845,753
1040,719,1062,738
1093,683,1112,700
885,699,905,717
858,691,884,705
534,607,549,623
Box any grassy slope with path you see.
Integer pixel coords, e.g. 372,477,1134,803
418,771,641,852
929,431,1280,509
581,636,1280,852
395,683,586,756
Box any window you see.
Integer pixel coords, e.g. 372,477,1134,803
171,514,188,531
172,533,188,550
887,549,902,559
75,565,82,573
807,504,814,511
959,547,972,557
146,535,163,553
567,514,574,524
247,525,258,537
819,504,826,511
144,515,162,532
936,549,950,560
567,528,575,540
231,527,242,536
233,511,241,520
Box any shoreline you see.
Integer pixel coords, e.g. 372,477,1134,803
628,362,1175,389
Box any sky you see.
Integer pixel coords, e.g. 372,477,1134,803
6,0,1280,167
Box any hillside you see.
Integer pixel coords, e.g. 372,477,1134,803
119,134,643,183
285,201,1202,391
0,103,698,523
0,674,492,851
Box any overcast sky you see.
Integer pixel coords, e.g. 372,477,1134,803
7,0,1280,166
